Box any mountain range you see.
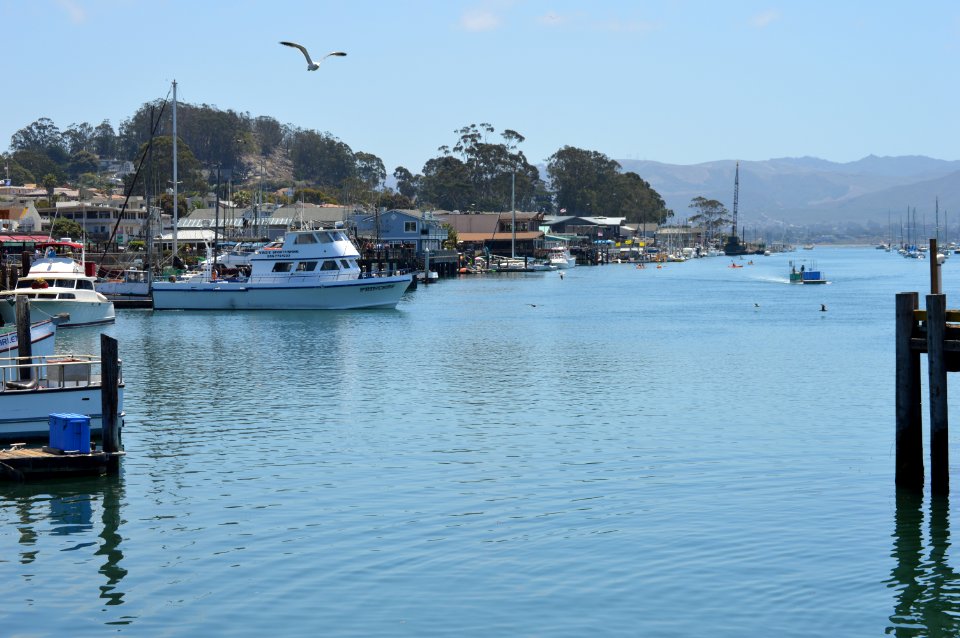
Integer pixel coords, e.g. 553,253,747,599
615,155,960,231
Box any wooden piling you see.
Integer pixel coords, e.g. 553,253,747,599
896,292,924,489
100,334,121,456
15,296,32,381
927,293,949,494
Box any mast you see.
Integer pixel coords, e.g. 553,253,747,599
732,161,739,240
172,80,179,261
511,171,516,259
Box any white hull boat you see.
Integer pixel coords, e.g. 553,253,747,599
152,228,412,310
0,241,116,327
548,247,577,269
0,319,57,359
0,353,125,440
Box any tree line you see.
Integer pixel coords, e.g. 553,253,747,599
4,102,675,225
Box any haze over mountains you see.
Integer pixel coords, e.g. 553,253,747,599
616,156,960,230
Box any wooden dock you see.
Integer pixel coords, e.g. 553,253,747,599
0,445,123,480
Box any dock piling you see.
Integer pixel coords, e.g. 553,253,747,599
100,334,121,456
927,293,949,494
896,292,924,490
15,296,32,380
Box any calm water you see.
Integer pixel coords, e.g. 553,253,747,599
2,246,959,636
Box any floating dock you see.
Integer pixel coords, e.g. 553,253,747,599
0,445,123,480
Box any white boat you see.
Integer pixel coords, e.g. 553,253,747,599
548,247,577,269
0,353,125,440
97,268,151,299
0,241,116,327
151,227,412,310
0,319,58,359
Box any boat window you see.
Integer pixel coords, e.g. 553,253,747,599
318,232,333,244
76,280,93,290
339,260,352,269
294,233,318,244
296,261,318,272
333,231,349,242
59,293,76,300
272,262,293,273
320,260,339,271
15,281,32,289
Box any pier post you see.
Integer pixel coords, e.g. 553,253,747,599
15,296,32,381
896,292,923,489
100,334,122,455
927,293,949,494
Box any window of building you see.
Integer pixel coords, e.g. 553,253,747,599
405,221,417,233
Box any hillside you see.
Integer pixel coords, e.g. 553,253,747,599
615,156,960,228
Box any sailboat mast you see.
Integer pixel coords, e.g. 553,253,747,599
732,161,739,239
172,79,179,261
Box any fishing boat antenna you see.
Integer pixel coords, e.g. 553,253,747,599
731,161,739,240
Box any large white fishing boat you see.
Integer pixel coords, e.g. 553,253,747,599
548,246,577,269
0,241,116,327
151,227,412,310
0,352,124,440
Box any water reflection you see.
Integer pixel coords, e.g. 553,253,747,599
887,490,960,636
2,476,128,608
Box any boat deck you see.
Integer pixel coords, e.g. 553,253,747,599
0,444,123,480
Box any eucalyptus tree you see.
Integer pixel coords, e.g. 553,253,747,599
393,166,418,200
93,120,118,158
63,122,95,155
288,128,356,188
546,146,621,215
687,196,730,242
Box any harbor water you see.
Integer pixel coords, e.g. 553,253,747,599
3,246,959,636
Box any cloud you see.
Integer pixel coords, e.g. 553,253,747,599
460,8,502,32
749,9,780,29
56,0,87,23
536,11,568,28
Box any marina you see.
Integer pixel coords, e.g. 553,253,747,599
3,246,960,636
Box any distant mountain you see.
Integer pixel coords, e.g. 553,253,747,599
615,156,960,228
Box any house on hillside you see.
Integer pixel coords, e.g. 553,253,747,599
0,199,42,233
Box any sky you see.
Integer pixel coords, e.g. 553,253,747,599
3,0,959,175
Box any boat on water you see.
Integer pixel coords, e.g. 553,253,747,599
0,319,58,359
547,246,577,269
0,352,125,440
151,227,412,310
97,268,152,301
0,241,116,327
789,260,828,284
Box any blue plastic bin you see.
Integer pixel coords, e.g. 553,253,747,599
48,413,91,454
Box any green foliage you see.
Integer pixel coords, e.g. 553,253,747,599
12,149,64,184
393,166,418,199
288,129,356,188
51,216,84,240
688,196,730,240
292,187,337,205
546,146,671,223
127,240,145,251
67,150,99,180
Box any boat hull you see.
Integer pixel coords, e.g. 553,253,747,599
0,298,115,327
0,320,57,358
151,276,412,310
0,386,125,440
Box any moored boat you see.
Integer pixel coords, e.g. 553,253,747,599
0,241,116,327
151,227,412,310
0,319,58,359
0,352,125,440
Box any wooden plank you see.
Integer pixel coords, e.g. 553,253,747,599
912,309,960,323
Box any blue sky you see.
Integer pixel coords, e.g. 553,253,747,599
3,0,959,174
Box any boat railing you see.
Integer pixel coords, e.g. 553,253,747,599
0,353,121,392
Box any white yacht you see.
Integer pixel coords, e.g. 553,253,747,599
151,227,412,310
0,241,116,327
548,246,577,269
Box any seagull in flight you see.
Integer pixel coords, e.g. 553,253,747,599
279,41,346,71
